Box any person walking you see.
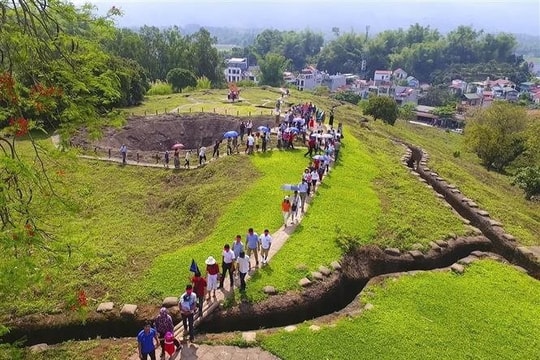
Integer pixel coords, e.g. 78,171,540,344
310,168,320,193
154,308,180,359
137,320,160,360
237,251,250,291
298,180,308,213
164,150,170,168
184,150,191,168
232,235,244,276
179,285,197,342
198,146,207,166
219,244,235,289
303,168,312,195
212,139,221,158
290,191,301,224
281,196,292,227
191,272,207,316
239,121,246,141
120,144,127,165
245,228,260,268
259,229,272,265
205,256,219,301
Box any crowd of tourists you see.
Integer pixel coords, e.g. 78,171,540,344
135,103,342,359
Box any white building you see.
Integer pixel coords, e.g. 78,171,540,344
373,70,392,86
296,66,323,91
225,58,248,83
322,73,347,92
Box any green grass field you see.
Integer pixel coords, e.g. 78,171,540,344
375,120,540,245
261,260,540,360
2,88,539,360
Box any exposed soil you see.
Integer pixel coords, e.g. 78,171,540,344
71,113,276,159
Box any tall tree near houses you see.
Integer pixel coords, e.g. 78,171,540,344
258,53,290,87
189,28,223,86
465,102,528,172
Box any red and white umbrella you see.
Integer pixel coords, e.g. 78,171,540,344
171,143,185,150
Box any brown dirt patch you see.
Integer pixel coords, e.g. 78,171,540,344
72,113,275,157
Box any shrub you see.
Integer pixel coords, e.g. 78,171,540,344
334,90,362,105
236,80,257,88
196,76,212,90
146,81,173,96
512,166,540,200
334,227,362,254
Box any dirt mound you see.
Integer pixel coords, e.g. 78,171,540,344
73,113,275,152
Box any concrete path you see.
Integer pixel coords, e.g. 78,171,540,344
128,343,279,360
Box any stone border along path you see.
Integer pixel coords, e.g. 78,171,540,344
400,143,540,275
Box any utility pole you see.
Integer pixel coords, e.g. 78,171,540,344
365,25,370,42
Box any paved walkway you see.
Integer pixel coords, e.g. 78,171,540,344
128,343,279,360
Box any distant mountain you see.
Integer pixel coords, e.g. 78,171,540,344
96,1,539,36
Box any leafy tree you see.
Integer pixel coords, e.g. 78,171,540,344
166,68,197,93
465,102,528,172
433,104,456,119
364,96,399,125
258,53,289,87
419,86,456,107
0,0,125,299
399,103,416,121
317,32,366,74
512,167,540,200
334,90,362,105
189,28,223,86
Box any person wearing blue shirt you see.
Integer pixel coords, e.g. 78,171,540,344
137,320,159,360
245,228,260,268
179,285,198,342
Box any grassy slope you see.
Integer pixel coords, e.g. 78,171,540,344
377,120,540,245
261,260,540,360
129,150,308,301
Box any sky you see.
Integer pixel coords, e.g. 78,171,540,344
70,0,540,36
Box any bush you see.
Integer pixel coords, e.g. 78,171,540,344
146,81,173,96
334,227,362,254
196,76,212,90
512,166,540,200
334,90,362,105
236,80,257,88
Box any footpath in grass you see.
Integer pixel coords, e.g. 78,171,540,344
243,127,382,302
130,150,308,302
378,121,540,245
261,260,540,360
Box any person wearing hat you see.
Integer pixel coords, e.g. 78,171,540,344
205,256,220,301
281,196,291,227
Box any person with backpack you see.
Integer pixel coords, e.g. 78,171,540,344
178,285,197,342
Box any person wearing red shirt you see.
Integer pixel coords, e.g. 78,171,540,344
191,272,207,316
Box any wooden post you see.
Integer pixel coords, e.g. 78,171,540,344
155,110,158,115
189,108,192,113
214,108,216,113
225,109,227,115
237,111,239,116
249,112,251,116
144,110,147,116
201,107,203,112
177,108,179,113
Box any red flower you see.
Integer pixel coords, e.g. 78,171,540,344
9,117,29,137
